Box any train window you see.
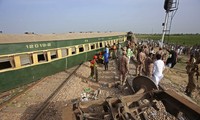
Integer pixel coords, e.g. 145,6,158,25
71,47,76,54
20,54,32,66
108,41,110,45
111,40,113,45
79,45,84,52
104,42,107,47
61,48,68,57
0,57,14,70
50,50,57,59
96,43,99,49
37,52,47,62
91,44,95,49
85,44,89,51
100,42,103,48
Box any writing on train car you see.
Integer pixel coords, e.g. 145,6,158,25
84,39,89,42
0,56,15,70
98,38,104,40
26,43,52,49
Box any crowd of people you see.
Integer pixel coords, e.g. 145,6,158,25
89,38,200,97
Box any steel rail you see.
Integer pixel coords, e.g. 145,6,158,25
31,63,83,120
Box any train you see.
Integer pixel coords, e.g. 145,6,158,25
0,32,127,93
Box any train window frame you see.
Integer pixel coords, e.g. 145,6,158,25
19,54,33,66
78,45,84,52
100,42,103,48
50,50,58,60
0,56,15,70
61,48,68,57
96,43,99,49
71,46,76,55
104,41,107,47
37,52,48,63
110,40,112,46
90,44,95,50
85,44,90,51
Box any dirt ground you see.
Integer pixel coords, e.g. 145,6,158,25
161,55,200,105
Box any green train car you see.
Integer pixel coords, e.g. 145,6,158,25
0,32,126,93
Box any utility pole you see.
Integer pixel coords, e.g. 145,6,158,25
161,0,179,48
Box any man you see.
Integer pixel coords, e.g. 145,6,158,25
136,47,146,76
185,63,199,97
105,45,109,54
145,53,154,78
127,46,133,63
117,43,123,59
156,47,164,59
103,51,109,70
119,51,129,86
152,54,165,86
90,55,98,81
166,49,177,68
112,43,117,59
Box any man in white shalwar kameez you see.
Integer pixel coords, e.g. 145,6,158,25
152,54,165,86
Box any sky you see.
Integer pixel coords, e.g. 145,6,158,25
0,0,199,34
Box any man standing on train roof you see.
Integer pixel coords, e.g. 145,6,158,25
103,50,109,70
152,54,165,87
119,51,129,86
90,55,98,81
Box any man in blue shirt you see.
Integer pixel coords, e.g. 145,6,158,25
103,51,109,70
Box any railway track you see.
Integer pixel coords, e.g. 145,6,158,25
0,59,122,120
1,59,200,120
0,62,91,120
31,63,83,120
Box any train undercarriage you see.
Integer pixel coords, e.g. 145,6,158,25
67,76,200,120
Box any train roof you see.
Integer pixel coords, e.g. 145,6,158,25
0,32,126,44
